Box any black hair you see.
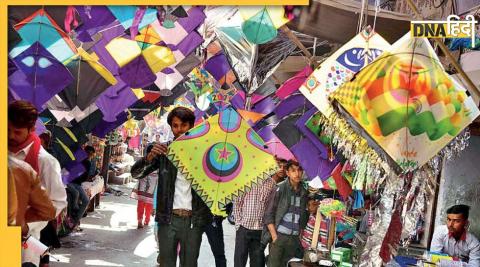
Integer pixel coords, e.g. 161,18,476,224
285,160,302,171
167,107,195,127
447,204,470,220
276,158,288,165
8,100,39,129
39,131,52,143
84,145,95,154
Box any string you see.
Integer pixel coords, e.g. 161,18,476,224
357,0,366,34
372,0,381,34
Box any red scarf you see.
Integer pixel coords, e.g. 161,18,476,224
9,133,41,173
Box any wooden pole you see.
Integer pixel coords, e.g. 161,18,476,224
280,25,319,68
405,0,480,98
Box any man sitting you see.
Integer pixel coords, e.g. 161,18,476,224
430,204,480,266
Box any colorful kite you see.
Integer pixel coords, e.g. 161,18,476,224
299,31,390,117
10,8,77,63
105,27,176,88
9,42,74,110
57,48,117,110
168,107,277,215
331,33,480,171
239,6,290,44
215,10,297,94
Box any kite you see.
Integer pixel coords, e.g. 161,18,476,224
57,48,116,110
331,33,480,171
168,107,277,215
239,6,290,44
9,42,74,110
10,8,77,63
299,31,390,117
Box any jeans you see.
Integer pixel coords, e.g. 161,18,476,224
157,215,204,267
267,233,303,267
205,216,227,267
68,183,89,225
234,226,265,267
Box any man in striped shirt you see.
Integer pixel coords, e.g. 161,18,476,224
262,160,308,267
430,204,480,266
232,158,286,267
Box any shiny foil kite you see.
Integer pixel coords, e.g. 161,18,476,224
299,31,390,117
168,107,277,215
331,33,480,171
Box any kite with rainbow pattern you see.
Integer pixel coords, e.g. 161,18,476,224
331,33,479,171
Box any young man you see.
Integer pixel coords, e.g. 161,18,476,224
131,107,211,267
430,204,480,265
8,100,67,267
233,158,285,267
262,160,308,267
272,157,287,184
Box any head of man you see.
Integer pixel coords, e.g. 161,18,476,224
285,160,303,186
39,131,52,149
84,145,96,160
8,101,38,148
446,204,470,238
167,107,195,139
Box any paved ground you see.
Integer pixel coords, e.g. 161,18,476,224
51,183,237,267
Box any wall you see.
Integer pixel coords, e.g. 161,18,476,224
435,135,480,239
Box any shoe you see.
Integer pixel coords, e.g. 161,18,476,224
144,221,149,226
137,222,144,229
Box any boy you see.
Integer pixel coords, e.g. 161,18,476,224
262,160,308,267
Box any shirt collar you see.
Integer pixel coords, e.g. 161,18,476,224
448,230,467,241
9,142,34,157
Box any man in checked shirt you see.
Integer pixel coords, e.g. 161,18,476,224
232,157,287,267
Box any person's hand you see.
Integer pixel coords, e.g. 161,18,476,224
146,143,168,162
21,223,29,241
272,233,278,243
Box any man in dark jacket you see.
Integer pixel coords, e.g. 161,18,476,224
262,160,308,267
131,107,211,267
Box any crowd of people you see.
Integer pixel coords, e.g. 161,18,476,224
8,100,480,267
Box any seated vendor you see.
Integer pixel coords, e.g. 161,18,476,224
430,204,480,266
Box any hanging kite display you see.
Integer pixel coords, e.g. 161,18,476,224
10,8,77,63
9,42,74,110
168,107,277,215
105,27,176,88
331,33,480,171
239,6,290,44
215,10,297,94
57,48,116,110
299,30,390,117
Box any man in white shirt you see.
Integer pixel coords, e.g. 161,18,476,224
131,107,211,267
8,100,67,266
431,204,480,266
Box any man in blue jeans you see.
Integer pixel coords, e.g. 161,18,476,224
69,145,96,228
